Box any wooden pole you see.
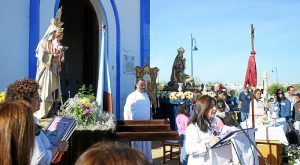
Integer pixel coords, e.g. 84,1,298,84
251,90,255,128
251,24,255,52
250,24,255,128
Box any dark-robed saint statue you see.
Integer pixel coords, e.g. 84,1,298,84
169,47,186,86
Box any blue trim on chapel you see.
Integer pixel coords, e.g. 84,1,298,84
28,0,40,79
140,0,150,66
54,0,61,16
110,0,121,120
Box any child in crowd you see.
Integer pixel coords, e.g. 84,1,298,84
175,104,190,165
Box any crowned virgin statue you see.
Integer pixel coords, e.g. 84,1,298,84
35,7,68,119
169,47,186,87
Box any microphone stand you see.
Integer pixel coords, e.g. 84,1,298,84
228,113,270,165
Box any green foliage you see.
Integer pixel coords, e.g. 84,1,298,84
267,83,285,95
78,84,94,97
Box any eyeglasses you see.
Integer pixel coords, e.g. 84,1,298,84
276,93,282,95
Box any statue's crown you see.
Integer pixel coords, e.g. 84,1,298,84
51,7,64,29
177,47,185,54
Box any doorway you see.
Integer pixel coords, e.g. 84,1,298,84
59,0,99,100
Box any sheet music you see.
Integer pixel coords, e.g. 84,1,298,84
211,128,254,148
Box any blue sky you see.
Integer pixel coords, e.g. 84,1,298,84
150,0,300,85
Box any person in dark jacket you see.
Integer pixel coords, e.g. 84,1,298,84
274,89,291,121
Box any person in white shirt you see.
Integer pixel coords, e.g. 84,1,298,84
286,86,297,111
185,95,220,165
123,78,152,163
249,89,265,117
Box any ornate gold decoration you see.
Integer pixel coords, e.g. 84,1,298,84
135,64,159,108
51,7,64,28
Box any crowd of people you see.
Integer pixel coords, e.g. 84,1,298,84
0,14,298,163
1,75,299,165
171,83,299,165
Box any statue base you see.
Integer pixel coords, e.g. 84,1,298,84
164,82,201,92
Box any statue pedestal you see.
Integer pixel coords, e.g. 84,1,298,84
156,99,191,130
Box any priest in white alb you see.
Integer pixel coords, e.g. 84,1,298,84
123,78,152,163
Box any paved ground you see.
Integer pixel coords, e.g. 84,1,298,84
152,141,179,165
120,141,179,165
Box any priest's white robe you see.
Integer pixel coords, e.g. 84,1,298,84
124,90,152,163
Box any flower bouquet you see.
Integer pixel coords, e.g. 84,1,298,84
169,91,194,101
0,91,5,103
168,91,194,102
60,85,116,131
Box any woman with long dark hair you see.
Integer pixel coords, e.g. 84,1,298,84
274,89,291,121
185,95,220,164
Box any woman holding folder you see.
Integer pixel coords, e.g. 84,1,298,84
6,78,69,165
185,95,220,165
